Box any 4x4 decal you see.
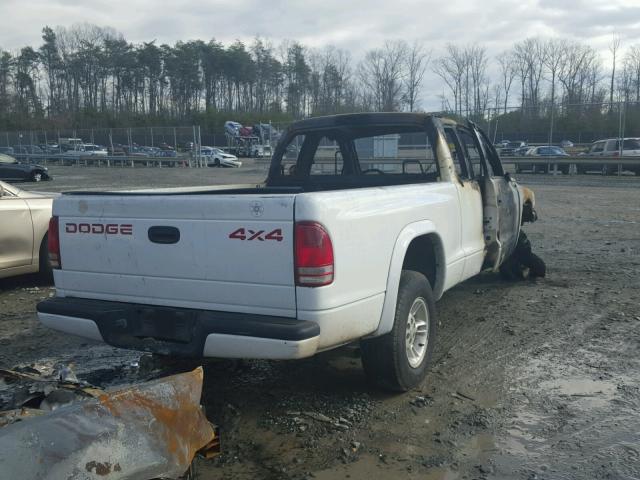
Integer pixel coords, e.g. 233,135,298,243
228,228,283,242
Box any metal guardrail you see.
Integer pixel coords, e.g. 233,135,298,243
260,155,640,175
501,155,640,175
13,153,194,168
12,153,640,175
501,155,640,165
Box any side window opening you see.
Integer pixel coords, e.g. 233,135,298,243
474,127,501,177
274,127,439,183
353,132,437,175
309,136,344,176
444,128,469,178
623,138,640,150
455,127,483,179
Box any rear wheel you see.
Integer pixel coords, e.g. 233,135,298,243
361,270,437,392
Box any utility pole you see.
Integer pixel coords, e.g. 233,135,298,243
548,103,554,146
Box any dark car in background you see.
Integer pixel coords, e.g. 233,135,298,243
516,146,570,174
0,154,51,182
500,141,527,156
12,145,44,157
514,146,532,156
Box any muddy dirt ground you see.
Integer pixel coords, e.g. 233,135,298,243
1,165,639,480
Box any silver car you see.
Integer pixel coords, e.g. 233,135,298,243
202,147,243,167
0,180,54,279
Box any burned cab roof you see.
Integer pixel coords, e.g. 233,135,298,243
285,112,443,133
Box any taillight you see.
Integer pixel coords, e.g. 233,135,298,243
48,216,61,269
294,222,334,287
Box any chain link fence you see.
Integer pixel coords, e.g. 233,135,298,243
0,123,295,168
481,101,640,150
2,103,638,168
1,126,198,153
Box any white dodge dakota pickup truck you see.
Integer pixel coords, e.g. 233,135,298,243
37,113,541,391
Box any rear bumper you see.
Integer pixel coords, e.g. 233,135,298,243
37,297,320,359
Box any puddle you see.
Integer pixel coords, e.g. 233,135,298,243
539,377,616,409
540,377,616,396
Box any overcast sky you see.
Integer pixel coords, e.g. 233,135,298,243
0,0,638,109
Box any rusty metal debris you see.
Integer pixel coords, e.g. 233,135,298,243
0,367,218,479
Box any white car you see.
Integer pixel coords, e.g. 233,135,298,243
201,147,242,167
583,137,640,175
37,114,542,392
81,144,108,156
0,180,54,279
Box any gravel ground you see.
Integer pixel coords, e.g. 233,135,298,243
1,166,639,480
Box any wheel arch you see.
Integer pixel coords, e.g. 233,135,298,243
370,221,446,338
519,186,537,223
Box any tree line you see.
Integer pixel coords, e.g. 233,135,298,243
0,24,427,131
1,24,640,140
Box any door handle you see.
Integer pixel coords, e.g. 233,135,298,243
148,226,180,244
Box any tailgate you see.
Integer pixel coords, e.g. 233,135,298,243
53,194,296,317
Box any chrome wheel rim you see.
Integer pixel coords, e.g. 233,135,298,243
405,297,429,368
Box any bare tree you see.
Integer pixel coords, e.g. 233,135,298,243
513,38,547,115
617,56,633,104
468,45,488,117
433,44,466,115
543,38,566,144
359,40,407,111
558,42,601,109
492,83,502,112
497,52,517,113
543,38,565,110
402,41,430,111
623,44,640,102
609,34,621,110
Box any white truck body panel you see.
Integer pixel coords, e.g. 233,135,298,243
53,194,297,317
293,182,464,311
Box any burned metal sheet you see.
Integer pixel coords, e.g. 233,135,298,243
0,367,216,479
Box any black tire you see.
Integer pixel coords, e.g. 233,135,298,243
31,171,43,182
523,252,546,277
499,256,528,280
214,158,220,167
360,270,437,392
38,234,53,282
559,165,570,175
500,231,546,280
